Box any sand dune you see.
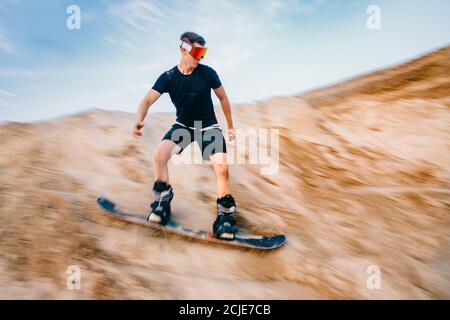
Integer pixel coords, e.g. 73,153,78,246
0,46,449,299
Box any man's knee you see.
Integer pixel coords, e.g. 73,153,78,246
214,163,229,177
154,148,171,166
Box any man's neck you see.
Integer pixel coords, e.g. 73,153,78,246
177,62,195,75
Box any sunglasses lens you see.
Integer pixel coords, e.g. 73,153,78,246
190,47,207,60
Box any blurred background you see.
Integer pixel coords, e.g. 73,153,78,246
0,0,449,299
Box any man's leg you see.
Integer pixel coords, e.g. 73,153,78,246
210,152,237,240
210,152,231,197
153,139,181,184
148,140,180,225
200,129,237,240
149,124,193,225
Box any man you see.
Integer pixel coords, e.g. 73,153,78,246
132,31,238,240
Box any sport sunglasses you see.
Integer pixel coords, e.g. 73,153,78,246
180,41,207,60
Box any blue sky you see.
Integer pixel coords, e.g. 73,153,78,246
0,0,449,122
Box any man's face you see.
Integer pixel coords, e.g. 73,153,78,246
181,42,206,67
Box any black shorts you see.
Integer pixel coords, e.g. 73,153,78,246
162,124,227,160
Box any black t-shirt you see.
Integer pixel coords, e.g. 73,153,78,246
152,64,222,128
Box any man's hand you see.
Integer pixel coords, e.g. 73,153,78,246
132,121,145,138
227,127,236,141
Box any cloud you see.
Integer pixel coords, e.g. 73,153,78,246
0,28,15,54
101,0,328,55
0,0,23,54
0,100,18,110
0,68,53,78
105,36,138,50
263,0,327,16
103,0,173,50
184,1,278,72
0,89,17,98
98,0,330,75
107,0,169,31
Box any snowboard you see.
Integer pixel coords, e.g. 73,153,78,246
97,197,286,250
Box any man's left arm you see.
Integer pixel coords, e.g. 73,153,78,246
213,86,235,141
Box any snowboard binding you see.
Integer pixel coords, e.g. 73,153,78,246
147,180,173,226
213,194,238,241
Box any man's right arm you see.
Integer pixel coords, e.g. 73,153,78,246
133,89,161,138
136,88,161,122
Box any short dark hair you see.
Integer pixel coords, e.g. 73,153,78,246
180,31,206,46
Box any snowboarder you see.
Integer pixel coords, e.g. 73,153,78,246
132,31,238,240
